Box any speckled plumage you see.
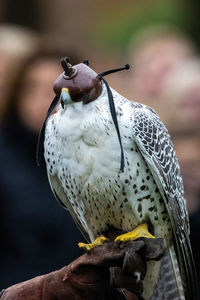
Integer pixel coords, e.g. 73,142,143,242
44,85,196,300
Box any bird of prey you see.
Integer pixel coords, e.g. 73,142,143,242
37,58,197,300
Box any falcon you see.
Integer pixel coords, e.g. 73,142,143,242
37,58,197,299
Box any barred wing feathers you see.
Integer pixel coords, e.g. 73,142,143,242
133,104,197,300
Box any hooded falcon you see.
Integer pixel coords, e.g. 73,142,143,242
37,58,197,300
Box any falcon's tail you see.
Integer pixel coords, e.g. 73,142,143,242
152,245,185,300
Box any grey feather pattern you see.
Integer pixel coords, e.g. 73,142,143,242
133,104,197,299
152,245,184,299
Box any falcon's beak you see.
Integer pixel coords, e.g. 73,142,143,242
60,88,72,108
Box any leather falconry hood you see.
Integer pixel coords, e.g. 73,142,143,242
53,58,103,104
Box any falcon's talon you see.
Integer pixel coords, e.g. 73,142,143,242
134,271,141,283
78,236,108,251
116,239,127,249
114,223,155,243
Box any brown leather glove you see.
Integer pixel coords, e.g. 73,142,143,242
0,238,166,300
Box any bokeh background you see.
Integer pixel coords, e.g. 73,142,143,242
0,0,200,296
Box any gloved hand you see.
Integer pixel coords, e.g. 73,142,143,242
0,238,166,300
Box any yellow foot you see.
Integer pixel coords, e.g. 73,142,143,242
78,236,108,251
114,223,155,243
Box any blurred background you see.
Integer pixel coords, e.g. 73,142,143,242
0,0,200,295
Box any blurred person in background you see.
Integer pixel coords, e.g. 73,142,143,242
0,47,83,290
0,24,39,123
125,24,196,118
160,58,200,133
